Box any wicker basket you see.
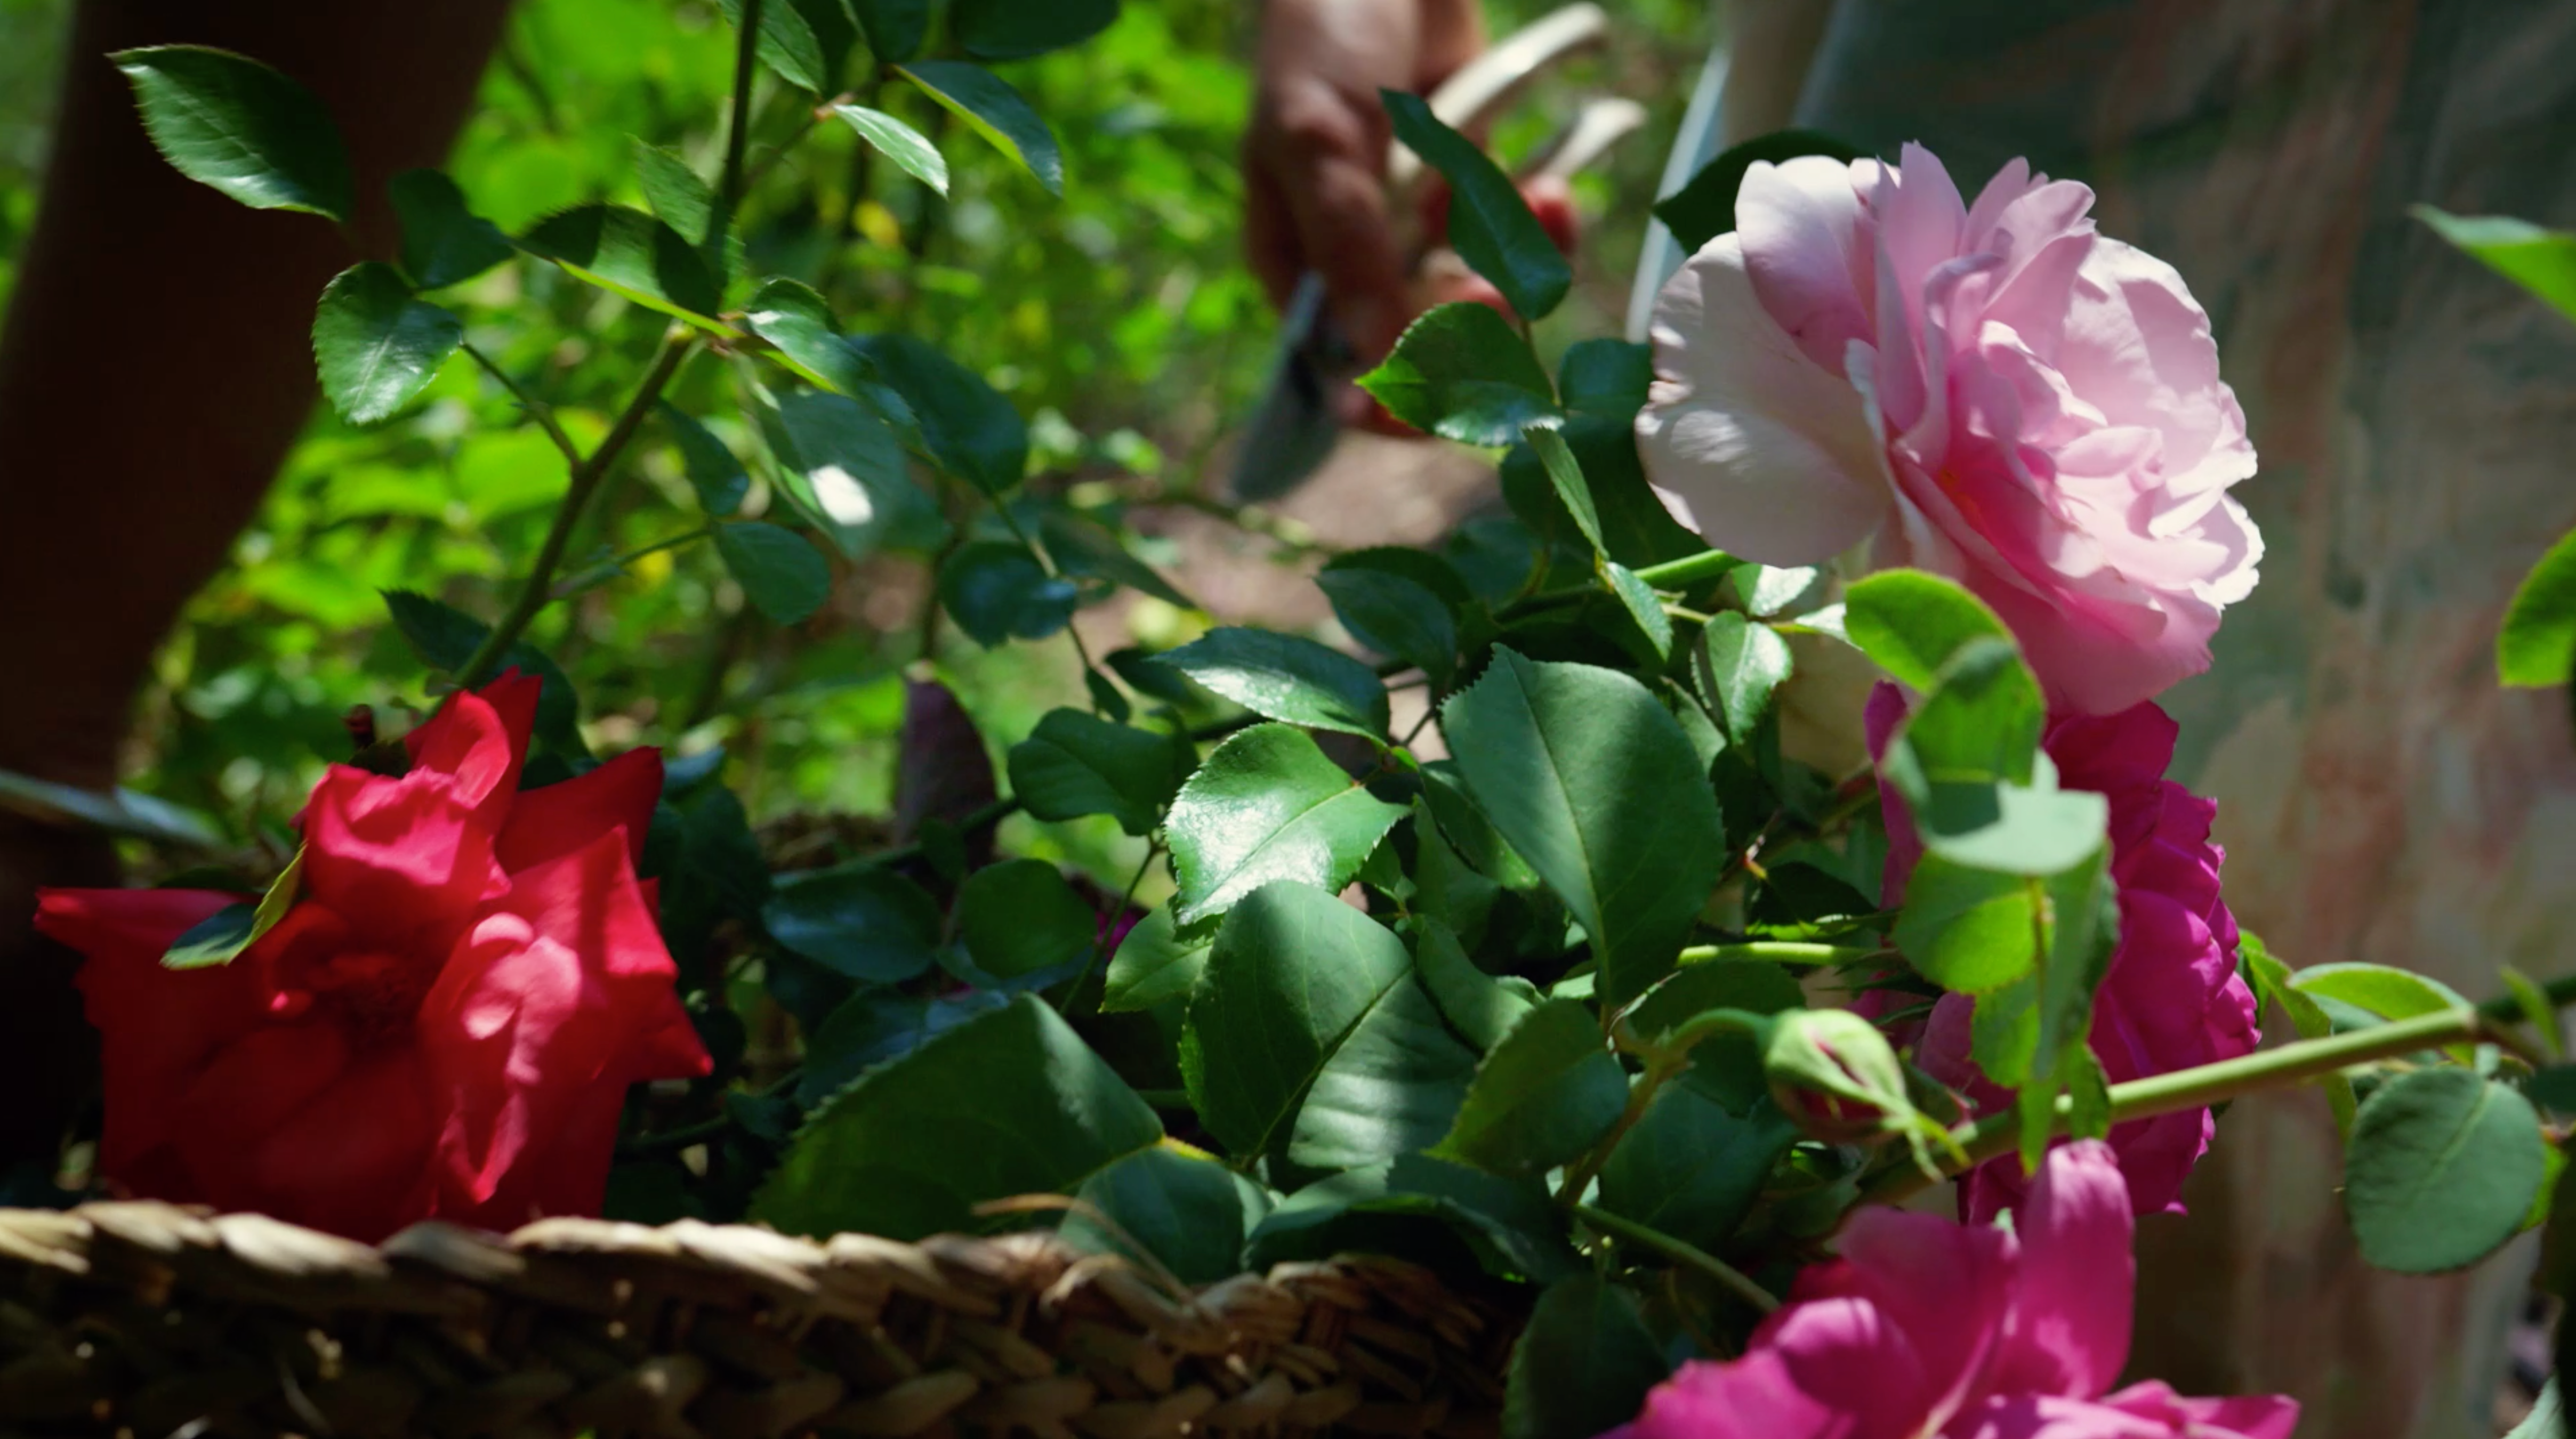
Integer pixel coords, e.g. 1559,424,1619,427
0,1203,1520,1439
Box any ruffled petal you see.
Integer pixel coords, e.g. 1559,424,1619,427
1640,235,1889,563
495,747,663,875
1623,1351,1859,1439
1736,156,1876,376
1986,1140,2134,1400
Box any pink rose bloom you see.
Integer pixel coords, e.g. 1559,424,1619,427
1866,684,2259,1220
1638,143,2261,715
1601,1141,2298,1439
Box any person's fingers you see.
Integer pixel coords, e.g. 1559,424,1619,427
1252,75,1410,360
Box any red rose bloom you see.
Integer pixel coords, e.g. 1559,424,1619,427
34,673,710,1241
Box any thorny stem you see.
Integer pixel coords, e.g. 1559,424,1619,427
1858,972,2576,1210
1573,1202,1780,1313
458,336,696,687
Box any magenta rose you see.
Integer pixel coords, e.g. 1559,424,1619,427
1867,683,2259,1220
1638,142,2261,715
1601,1141,2298,1439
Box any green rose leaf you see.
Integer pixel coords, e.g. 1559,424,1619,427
1525,423,1605,555
956,858,1096,983
1155,627,1390,738
657,404,750,516
1164,723,1406,925
1380,90,1571,321
1652,128,1864,254
2414,206,2576,324
1440,650,1724,1007
754,996,1161,1239
761,864,943,984
1180,882,1413,1157
1038,508,1196,610
852,0,929,62
1290,977,1479,1170
2344,1066,2546,1273
1597,1088,1799,1253
898,62,1064,195
1502,1275,1670,1439
1497,416,1708,570
310,263,462,426
1065,1146,1267,1287
1629,959,1806,1113
1414,917,1540,1052
755,387,939,559
952,0,1120,61
632,140,716,244
112,46,353,221
1101,904,1213,1013
2497,527,2576,688
1247,1153,1579,1282
2290,961,2478,1064
721,0,857,94
936,541,1079,648
1006,707,1189,836
852,334,1029,495
1359,302,1559,447
2240,933,2356,1138
797,989,1007,1108
713,521,830,624
1892,855,2044,995
1557,339,1654,418
1844,568,2014,692
1432,998,1629,1178
388,169,513,289
1603,561,1675,662
833,104,950,196
745,277,869,394
1698,610,1794,743
163,851,301,971
1317,565,1459,686
518,203,728,330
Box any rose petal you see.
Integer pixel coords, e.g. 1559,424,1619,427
495,747,663,875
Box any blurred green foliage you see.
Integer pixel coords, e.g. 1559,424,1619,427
0,0,1709,888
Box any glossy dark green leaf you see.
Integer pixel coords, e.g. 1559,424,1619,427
1181,883,1413,1156
1502,1275,1669,1439
756,387,938,559
1007,707,1187,836
1558,339,1653,418
1325,546,1477,610
1631,960,1806,1114
1597,1088,1797,1251
631,140,715,247
1496,416,1707,571
956,858,1096,985
2498,528,2576,688
518,204,727,327
953,0,1119,60
852,334,1028,495
658,404,750,515
746,277,867,393
1359,302,1558,447
1164,724,1406,924
1653,128,1864,254
898,62,1063,195
379,590,585,754
112,46,352,220
721,0,857,93
1101,904,1213,1013
937,541,1079,647
1065,1146,1265,1286
1039,508,1194,609
2344,1066,2546,1273
761,864,943,983
2416,206,2576,324
1603,562,1674,661
797,989,1007,1106
1380,89,1571,321
1698,611,1793,743
1317,567,1458,684
1247,1153,1580,1281
1291,977,1479,1169
1433,999,1628,1177
714,521,830,624
1439,649,1724,1007
755,996,1161,1239
388,169,512,288
1155,627,1390,738
1419,760,1544,891
852,0,929,61
1413,917,1538,1051
310,263,460,426
1526,424,1603,554
833,103,949,195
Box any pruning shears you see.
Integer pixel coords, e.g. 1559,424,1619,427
1229,3,1645,502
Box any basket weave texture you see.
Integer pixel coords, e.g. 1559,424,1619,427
0,1202,1519,1439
